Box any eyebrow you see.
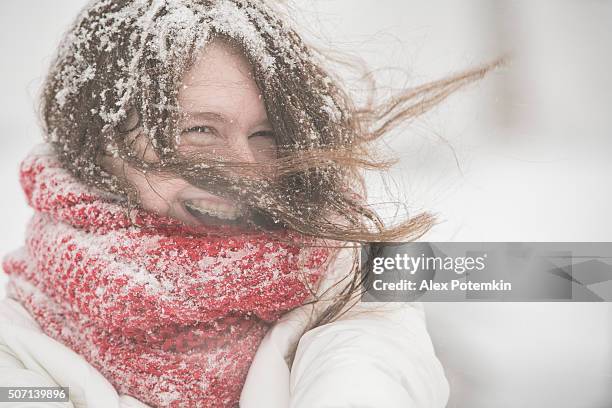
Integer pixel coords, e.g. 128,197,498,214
183,111,230,123
183,111,272,128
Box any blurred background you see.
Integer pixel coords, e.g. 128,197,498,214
1,1,611,407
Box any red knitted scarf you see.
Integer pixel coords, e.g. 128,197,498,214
2,147,330,408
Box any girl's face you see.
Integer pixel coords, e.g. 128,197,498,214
103,40,276,227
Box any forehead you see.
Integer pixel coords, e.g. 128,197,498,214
178,40,266,121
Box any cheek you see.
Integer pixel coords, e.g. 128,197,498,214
99,155,191,217
128,171,189,215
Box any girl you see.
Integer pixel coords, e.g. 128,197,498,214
0,1,496,407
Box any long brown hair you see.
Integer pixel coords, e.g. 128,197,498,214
40,0,501,362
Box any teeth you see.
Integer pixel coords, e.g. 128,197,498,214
185,200,243,220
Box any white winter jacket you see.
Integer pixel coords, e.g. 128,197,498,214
0,250,449,408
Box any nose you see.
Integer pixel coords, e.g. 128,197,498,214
228,136,257,163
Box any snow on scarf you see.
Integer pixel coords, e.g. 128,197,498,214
2,146,330,408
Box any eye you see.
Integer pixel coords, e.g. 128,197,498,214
249,130,275,140
178,125,221,147
184,126,215,134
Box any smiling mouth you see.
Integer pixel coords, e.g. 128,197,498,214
183,199,245,226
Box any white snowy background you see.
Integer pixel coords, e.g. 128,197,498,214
1,1,611,407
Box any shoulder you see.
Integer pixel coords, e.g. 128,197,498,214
0,297,149,408
289,301,449,408
294,301,433,367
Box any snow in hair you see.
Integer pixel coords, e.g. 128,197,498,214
42,0,478,247
52,0,312,127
